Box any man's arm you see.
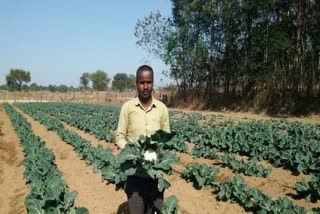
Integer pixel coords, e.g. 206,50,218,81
116,104,128,149
161,106,170,133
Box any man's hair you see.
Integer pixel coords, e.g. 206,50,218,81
136,65,154,82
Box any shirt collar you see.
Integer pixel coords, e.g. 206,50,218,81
134,96,157,110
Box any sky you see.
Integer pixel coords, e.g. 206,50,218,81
0,0,173,88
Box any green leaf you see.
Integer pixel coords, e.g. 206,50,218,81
151,130,175,143
25,198,45,214
46,176,65,200
75,207,89,214
154,151,179,171
63,191,78,210
162,195,178,214
146,168,162,179
158,177,170,192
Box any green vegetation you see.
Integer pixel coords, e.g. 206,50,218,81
162,195,179,214
182,164,219,189
80,73,90,90
135,1,320,101
191,148,271,177
5,69,31,91
216,175,319,213
295,174,320,203
3,104,87,213
12,102,320,212
116,130,179,191
111,73,135,92
89,70,110,91
16,103,179,192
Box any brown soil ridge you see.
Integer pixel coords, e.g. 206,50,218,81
0,106,28,214
176,152,320,210
14,106,127,213
52,112,320,212
12,105,320,213
57,114,247,213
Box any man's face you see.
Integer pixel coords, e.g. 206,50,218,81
136,70,153,101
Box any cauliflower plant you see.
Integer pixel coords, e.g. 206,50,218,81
144,149,157,162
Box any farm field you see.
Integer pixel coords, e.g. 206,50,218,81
1,102,320,214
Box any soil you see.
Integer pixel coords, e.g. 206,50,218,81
1,105,320,214
12,107,127,214
0,107,28,214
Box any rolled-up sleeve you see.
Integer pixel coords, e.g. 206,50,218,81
116,104,128,149
161,107,170,133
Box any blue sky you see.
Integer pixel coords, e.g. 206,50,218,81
0,0,173,88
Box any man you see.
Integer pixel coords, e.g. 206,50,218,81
116,65,170,214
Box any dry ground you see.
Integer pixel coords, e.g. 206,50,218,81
0,107,28,214
1,104,320,214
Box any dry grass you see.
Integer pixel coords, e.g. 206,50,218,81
0,90,138,105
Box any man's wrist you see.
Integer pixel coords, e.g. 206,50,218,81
117,140,127,149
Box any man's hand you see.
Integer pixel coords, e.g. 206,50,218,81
117,139,127,150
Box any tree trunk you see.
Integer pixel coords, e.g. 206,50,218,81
207,56,215,97
294,0,305,94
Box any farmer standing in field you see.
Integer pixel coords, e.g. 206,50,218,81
116,64,170,214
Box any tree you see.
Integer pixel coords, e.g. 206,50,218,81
127,74,136,90
6,69,31,91
21,84,29,91
136,0,320,100
90,70,110,91
135,11,173,59
112,73,136,92
29,83,40,91
0,84,8,90
48,84,56,92
112,73,129,92
57,84,68,93
80,72,90,90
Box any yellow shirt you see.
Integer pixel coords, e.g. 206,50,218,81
116,97,170,149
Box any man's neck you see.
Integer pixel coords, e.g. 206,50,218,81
139,96,152,110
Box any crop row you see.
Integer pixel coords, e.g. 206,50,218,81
15,103,272,178
15,102,320,204
3,104,88,214
15,103,179,213
182,164,320,213
21,102,320,175
191,147,271,177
